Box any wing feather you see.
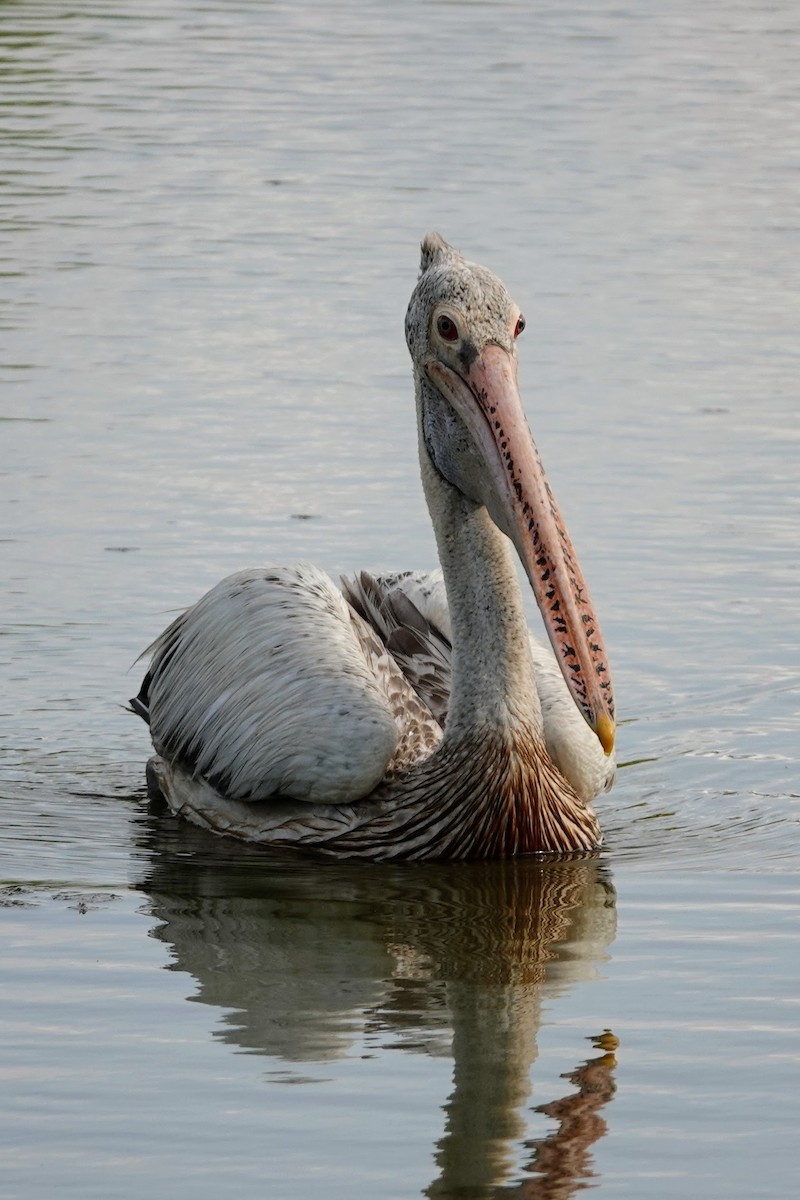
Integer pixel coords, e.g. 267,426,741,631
344,604,442,774
342,570,452,725
138,565,402,805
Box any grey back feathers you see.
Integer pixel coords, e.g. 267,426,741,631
139,564,442,804
341,570,453,727
143,565,398,803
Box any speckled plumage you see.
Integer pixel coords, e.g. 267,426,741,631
132,234,617,860
341,568,615,803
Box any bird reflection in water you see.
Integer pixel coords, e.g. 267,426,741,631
134,806,619,1196
512,1032,619,1200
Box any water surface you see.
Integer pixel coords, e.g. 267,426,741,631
2,2,799,1197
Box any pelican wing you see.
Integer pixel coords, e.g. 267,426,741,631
343,600,443,776
342,570,452,726
135,564,439,805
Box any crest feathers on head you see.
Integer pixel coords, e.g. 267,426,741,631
419,232,460,276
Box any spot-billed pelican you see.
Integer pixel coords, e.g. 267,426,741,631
132,234,616,859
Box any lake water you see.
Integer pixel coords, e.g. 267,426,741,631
2,0,799,1196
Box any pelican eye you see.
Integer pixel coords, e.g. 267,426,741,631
436,314,459,342
514,314,526,338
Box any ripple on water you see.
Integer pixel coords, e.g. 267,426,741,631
601,673,800,871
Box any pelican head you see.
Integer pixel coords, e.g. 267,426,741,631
405,233,615,755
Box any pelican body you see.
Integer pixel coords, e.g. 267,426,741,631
132,235,616,860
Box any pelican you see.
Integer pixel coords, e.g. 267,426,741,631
132,234,616,860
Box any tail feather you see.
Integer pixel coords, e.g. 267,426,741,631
129,670,152,724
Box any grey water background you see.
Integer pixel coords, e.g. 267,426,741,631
2,0,799,1196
